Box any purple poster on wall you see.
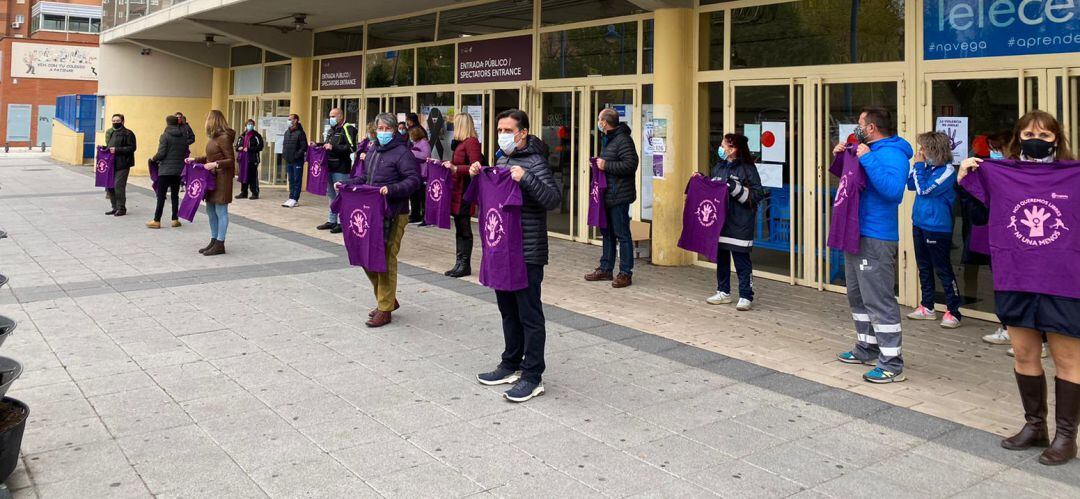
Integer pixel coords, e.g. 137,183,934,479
457,35,532,84
320,55,363,90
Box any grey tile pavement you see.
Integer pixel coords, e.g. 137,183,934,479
0,157,1077,497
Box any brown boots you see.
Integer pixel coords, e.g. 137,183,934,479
199,238,216,254
1003,372,1080,466
203,240,226,256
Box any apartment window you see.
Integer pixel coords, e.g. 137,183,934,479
43,14,66,30
68,17,91,33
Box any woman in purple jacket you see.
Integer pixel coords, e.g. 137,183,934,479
338,113,421,328
408,126,432,225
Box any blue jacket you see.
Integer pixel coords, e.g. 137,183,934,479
858,135,912,241
907,161,956,234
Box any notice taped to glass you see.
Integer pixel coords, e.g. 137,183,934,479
457,35,533,84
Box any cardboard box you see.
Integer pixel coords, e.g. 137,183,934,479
630,220,651,241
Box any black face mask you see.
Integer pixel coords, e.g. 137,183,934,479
1020,139,1055,160
112,123,122,130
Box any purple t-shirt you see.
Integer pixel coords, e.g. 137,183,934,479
463,167,527,291
178,163,216,222
677,175,729,258
337,185,389,272
148,159,160,194
95,146,115,189
588,158,608,229
307,146,328,196
236,150,250,184
827,145,865,255
352,139,373,178
424,160,452,229
960,159,1080,299
969,225,990,255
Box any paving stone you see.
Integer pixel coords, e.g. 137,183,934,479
331,436,437,479
687,460,805,497
251,454,379,498
368,461,484,497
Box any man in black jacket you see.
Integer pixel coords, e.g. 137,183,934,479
175,112,196,146
148,115,188,228
281,114,307,207
105,114,136,216
584,108,639,288
310,107,357,233
475,109,561,403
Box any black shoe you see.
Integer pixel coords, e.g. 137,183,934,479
105,209,117,215
444,262,462,277
114,209,127,217
236,193,248,199
249,195,259,200
418,221,430,227
316,222,335,230
477,367,521,386
448,261,471,278
329,224,342,234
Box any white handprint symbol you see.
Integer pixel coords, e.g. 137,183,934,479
1020,206,1052,238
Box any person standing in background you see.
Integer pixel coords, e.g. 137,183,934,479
311,107,357,234
190,110,236,256
584,108,639,289
176,112,196,146
235,119,264,200
408,126,431,225
281,114,307,208
148,115,187,229
105,114,136,217
442,112,482,278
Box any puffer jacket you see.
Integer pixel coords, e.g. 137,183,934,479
235,129,265,167
495,135,562,265
151,125,189,176
192,129,236,204
346,134,421,217
859,134,913,241
599,122,639,206
179,122,196,146
710,158,767,252
319,122,358,174
107,126,137,170
282,124,307,164
907,161,957,233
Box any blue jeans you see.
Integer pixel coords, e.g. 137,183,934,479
599,203,634,275
325,172,351,223
913,226,962,318
205,202,229,241
287,162,303,201
716,247,754,300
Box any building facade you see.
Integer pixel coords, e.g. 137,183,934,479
0,0,100,148
96,0,1080,321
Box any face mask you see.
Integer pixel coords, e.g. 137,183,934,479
717,146,727,161
498,133,517,154
398,128,406,134
853,125,868,143
989,150,1004,160
597,123,605,133
328,117,338,127
376,131,393,145
246,124,254,132
1020,139,1055,160
112,123,122,129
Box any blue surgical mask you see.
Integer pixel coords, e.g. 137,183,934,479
328,117,338,127
246,124,254,132
498,133,517,154
597,123,605,133
717,146,727,160
376,131,393,145
989,150,1004,160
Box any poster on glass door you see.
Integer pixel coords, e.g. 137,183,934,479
935,116,968,165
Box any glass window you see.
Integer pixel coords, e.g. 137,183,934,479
640,84,654,220
231,67,263,95
91,18,101,33
730,0,904,69
438,1,532,39
642,19,654,74
698,82,724,174
418,45,454,86
541,0,646,26
264,64,292,93
68,17,90,32
265,51,289,63
31,14,40,32
367,14,436,50
230,45,263,67
102,0,115,30
539,22,637,79
698,11,723,70
314,26,364,56
128,0,148,21
366,50,415,88
42,14,65,30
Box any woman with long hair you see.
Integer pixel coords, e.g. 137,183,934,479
409,126,432,226
958,110,1079,465
700,133,766,310
190,110,236,256
441,112,483,277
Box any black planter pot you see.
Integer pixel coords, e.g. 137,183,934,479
0,398,27,485
0,274,6,289
0,359,19,400
0,318,13,350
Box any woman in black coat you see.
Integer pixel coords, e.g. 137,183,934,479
235,119,264,199
281,114,307,207
148,115,189,228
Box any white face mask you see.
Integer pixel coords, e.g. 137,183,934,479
498,132,517,154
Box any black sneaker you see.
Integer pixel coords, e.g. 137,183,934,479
329,224,342,234
236,193,248,199
477,367,521,386
316,222,335,230
105,209,117,215
504,379,545,403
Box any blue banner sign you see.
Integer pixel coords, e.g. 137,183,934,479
924,0,1080,60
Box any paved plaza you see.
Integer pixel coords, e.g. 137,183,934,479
1,156,1079,497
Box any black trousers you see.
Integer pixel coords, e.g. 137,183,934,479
453,211,473,260
409,183,425,222
154,175,181,222
716,247,754,301
239,162,259,197
496,264,546,384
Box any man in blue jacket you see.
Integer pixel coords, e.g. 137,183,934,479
833,107,912,383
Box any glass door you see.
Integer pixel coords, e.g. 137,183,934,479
459,92,491,160
1053,68,1080,154
728,81,805,284
258,98,291,186
540,90,580,239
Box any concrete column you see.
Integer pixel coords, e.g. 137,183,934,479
650,7,695,266
211,67,229,112
289,57,312,123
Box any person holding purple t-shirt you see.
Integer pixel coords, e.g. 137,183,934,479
958,110,1080,466
474,109,561,403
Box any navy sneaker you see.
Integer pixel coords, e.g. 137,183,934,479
504,379,544,403
477,367,521,386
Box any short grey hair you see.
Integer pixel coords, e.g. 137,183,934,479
599,108,619,127
374,113,397,130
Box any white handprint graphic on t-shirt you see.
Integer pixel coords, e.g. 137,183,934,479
1020,206,1053,238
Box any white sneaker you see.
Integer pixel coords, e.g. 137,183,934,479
906,305,936,321
736,298,753,311
282,199,297,208
706,291,732,305
940,311,961,329
982,327,1010,345
1007,343,1049,358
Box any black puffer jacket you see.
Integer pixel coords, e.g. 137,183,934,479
179,122,196,146
282,124,307,164
710,158,767,252
235,130,265,167
151,125,189,176
319,123,358,174
107,126,137,170
600,122,639,206
495,135,562,265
